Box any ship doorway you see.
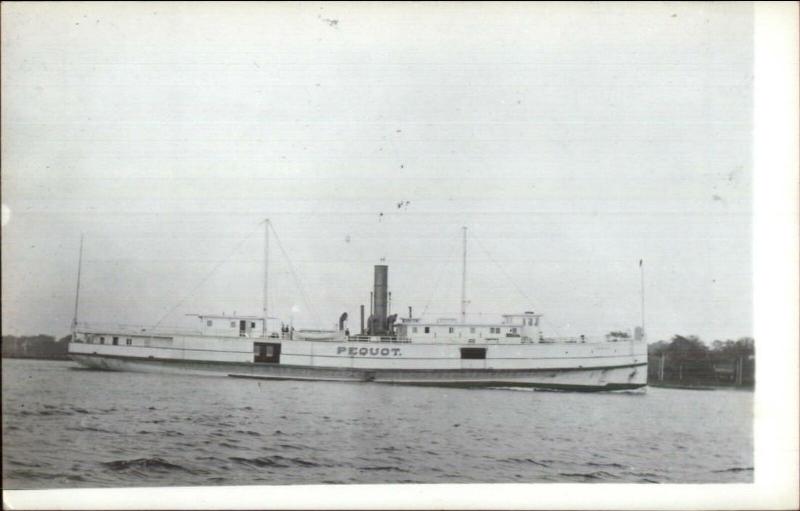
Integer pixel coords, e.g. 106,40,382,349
460,347,486,359
460,347,487,370
254,342,281,363
239,320,247,337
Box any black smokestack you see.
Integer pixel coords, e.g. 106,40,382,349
338,312,348,331
360,305,365,334
373,265,388,334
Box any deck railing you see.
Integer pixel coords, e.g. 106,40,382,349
75,321,203,336
345,335,411,343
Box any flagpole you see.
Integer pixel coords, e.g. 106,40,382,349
268,218,270,337
460,226,467,324
639,258,645,339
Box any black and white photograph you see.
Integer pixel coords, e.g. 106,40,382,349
2,2,797,509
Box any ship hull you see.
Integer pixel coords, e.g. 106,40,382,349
70,352,646,391
68,329,647,391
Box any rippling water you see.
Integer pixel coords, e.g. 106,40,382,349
2,359,752,488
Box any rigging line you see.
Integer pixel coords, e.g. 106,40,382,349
150,222,263,331
420,232,462,318
470,231,563,339
470,232,534,305
268,223,322,329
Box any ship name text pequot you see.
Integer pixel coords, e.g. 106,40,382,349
337,346,402,357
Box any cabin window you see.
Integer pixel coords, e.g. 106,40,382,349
470,327,476,333
251,322,256,328
510,328,517,334
207,320,213,327
460,347,486,359
126,338,132,345
230,321,236,328
99,337,105,344
528,318,533,326
448,327,454,334
424,327,430,334
412,327,418,333
87,337,93,344
112,337,119,345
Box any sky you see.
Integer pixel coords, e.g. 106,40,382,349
1,2,753,343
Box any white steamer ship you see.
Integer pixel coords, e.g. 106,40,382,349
67,221,648,391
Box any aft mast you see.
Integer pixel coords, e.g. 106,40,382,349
71,234,84,342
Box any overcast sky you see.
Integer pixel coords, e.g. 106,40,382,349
1,2,753,342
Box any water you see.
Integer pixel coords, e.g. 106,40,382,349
2,359,753,489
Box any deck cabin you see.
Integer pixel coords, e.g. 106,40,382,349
394,311,544,343
194,314,282,338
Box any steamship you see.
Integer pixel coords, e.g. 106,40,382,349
67,222,648,391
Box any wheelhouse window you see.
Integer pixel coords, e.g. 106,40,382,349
460,347,486,359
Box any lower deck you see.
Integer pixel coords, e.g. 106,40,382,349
68,331,647,371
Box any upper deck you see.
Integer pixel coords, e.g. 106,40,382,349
72,309,633,346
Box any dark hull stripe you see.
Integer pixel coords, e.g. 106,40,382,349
226,374,645,392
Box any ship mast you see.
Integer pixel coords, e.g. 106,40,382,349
461,226,467,323
263,219,270,337
71,234,84,341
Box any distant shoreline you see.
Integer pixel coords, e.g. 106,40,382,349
2,355,71,362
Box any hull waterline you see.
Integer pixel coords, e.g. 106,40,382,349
70,353,647,392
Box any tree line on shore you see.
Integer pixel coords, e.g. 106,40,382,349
646,335,754,387
1,335,72,360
